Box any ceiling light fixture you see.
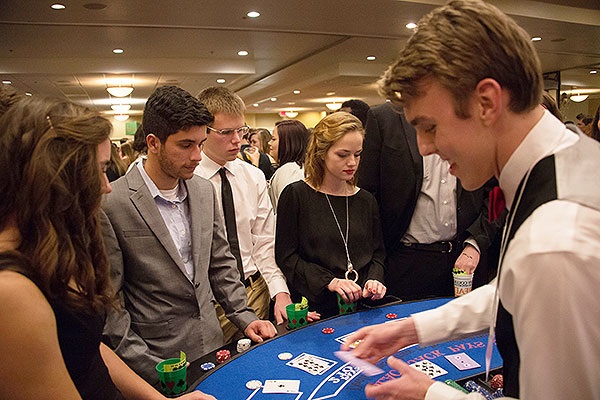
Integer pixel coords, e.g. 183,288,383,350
293,90,301,95
106,86,134,97
366,56,376,61
51,3,66,9
326,103,342,111
2,80,11,85
112,48,124,54
531,37,542,42
114,114,130,121
216,78,226,84
406,22,417,29
590,70,598,74
111,104,131,113
247,11,260,18
238,50,249,56
570,94,588,103
271,97,277,102
284,111,298,118
253,103,259,107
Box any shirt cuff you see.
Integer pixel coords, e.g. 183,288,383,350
463,236,480,253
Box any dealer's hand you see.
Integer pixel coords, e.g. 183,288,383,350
453,244,480,274
363,279,386,300
244,320,277,343
341,317,419,365
365,356,433,400
327,277,362,304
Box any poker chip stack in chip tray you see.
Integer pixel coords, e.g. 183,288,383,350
215,349,230,363
237,338,251,353
200,362,215,371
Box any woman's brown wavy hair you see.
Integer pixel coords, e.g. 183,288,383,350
0,97,115,314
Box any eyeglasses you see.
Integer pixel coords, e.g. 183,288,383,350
207,125,251,136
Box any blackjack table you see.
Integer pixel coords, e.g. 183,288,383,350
189,298,502,399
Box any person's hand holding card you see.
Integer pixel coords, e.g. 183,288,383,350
340,317,419,365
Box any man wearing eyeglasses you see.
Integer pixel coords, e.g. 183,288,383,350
195,87,306,344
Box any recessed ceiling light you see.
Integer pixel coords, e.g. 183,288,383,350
253,103,259,107
216,78,226,84
270,97,277,102
326,92,335,96
2,80,11,84
51,3,66,10
237,50,249,56
406,22,417,29
293,90,300,95
25,92,32,96
366,56,376,61
247,11,260,18
531,37,542,42
590,70,598,74
113,48,124,54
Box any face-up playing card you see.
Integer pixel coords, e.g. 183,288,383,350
444,353,481,370
262,380,301,394
409,360,448,378
286,353,337,376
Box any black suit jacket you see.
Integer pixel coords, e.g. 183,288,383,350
357,103,497,285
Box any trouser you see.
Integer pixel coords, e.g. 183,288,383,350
215,275,270,344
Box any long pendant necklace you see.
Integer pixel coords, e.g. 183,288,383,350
325,188,358,282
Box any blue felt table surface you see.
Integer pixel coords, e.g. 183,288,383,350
194,298,502,399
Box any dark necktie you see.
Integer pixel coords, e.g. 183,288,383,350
218,168,244,283
488,186,506,223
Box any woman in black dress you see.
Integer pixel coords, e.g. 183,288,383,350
275,112,386,318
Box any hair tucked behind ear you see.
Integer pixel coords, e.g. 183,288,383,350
0,97,115,314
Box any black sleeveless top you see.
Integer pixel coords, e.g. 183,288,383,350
0,253,123,400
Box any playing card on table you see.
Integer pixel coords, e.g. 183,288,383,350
286,353,337,376
262,380,301,394
409,360,448,378
444,353,481,370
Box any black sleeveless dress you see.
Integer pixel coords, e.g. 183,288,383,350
0,252,123,399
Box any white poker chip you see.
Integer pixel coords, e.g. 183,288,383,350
278,352,293,360
245,380,262,390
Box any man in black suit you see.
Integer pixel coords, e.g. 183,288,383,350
357,102,496,300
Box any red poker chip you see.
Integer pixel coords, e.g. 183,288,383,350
385,313,398,319
321,327,335,334
215,349,231,363
490,374,503,389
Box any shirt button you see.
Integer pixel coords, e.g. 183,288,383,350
172,204,177,209
444,222,449,227
441,179,446,184
443,200,448,205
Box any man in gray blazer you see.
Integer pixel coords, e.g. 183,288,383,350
102,86,276,384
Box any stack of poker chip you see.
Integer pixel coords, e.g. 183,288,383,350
464,380,494,400
215,349,231,364
237,338,251,353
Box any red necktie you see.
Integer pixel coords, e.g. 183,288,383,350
488,186,505,223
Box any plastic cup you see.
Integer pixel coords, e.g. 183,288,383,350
336,293,357,315
453,272,474,297
286,303,308,329
156,358,187,396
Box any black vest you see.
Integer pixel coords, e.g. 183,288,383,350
495,133,600,397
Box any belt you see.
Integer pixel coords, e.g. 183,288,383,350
402,241,456,254
243,271,261,288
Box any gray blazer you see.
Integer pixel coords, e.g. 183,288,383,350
101,166,257,383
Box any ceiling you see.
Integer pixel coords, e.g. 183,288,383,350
1,0,599,120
